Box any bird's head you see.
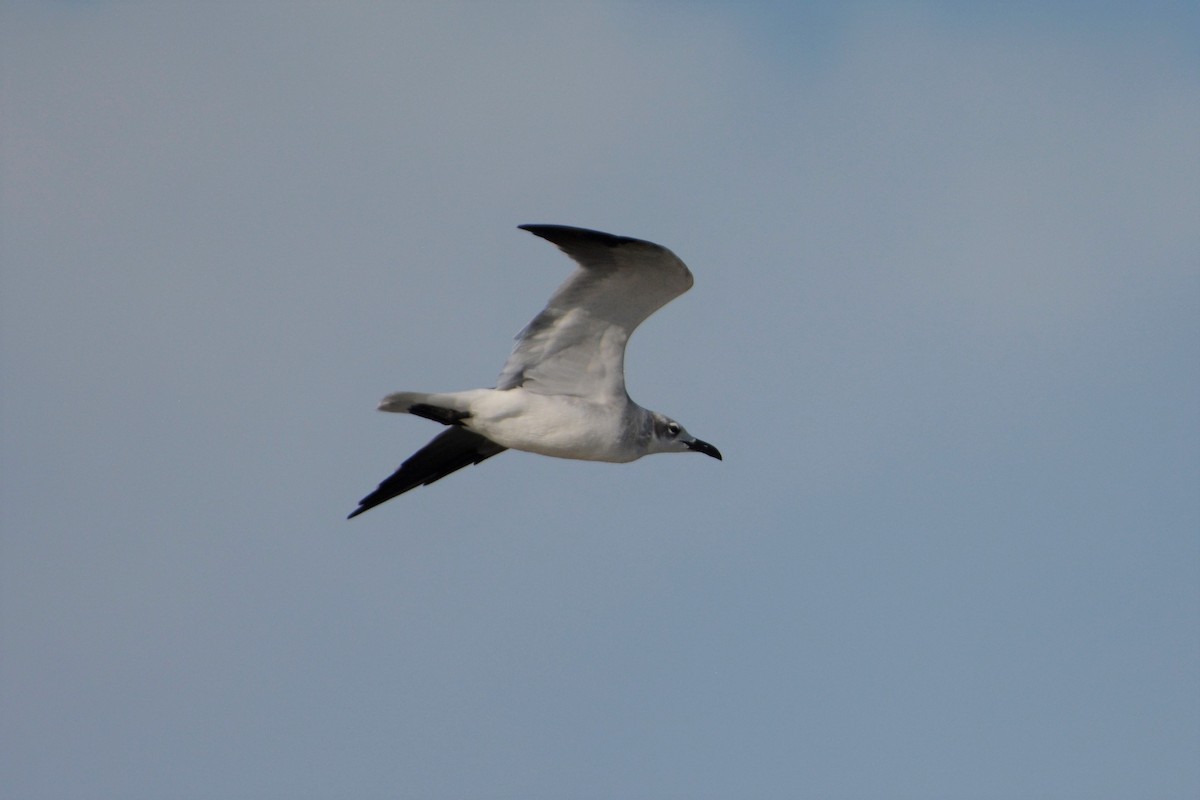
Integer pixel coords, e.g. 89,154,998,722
648,413,722,460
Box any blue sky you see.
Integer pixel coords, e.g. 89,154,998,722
2,2,1198,798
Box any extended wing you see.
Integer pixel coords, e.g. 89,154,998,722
496,225,694,399
347,428,506,518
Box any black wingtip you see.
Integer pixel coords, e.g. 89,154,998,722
518,224,643,248
346,491,391,519
347,495,389,519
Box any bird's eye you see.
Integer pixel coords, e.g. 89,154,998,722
666,422,681,437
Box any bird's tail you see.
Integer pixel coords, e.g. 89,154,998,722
378,391,433,413
378,391,473,425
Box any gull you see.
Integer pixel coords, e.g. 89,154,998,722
348,224,722,519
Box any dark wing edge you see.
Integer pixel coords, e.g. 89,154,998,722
347,428,507,519
517,224,647,250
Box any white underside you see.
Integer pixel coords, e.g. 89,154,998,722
383,388,644,463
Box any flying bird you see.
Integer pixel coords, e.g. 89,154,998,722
348,224,721,518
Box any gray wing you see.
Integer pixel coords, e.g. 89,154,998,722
497,225,694,399
347,428,506,518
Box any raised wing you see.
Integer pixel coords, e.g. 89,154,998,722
496,225,694,399
347,428,506,518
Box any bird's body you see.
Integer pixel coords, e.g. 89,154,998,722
348,224,721,519
382,388,646,462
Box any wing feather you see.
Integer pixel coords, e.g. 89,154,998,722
347,428,506,518
496,225,693,398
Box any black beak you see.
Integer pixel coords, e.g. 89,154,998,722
686,438,723,460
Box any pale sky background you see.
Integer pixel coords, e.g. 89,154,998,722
2,2,1198,798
